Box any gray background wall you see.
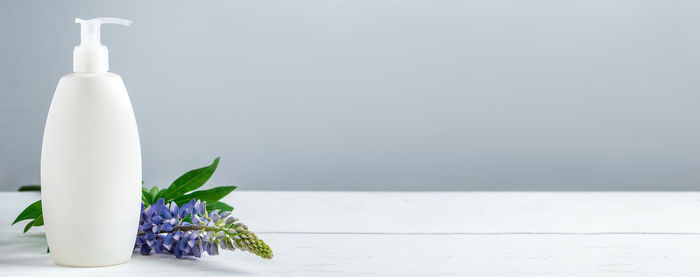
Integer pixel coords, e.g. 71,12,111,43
1,0,699,191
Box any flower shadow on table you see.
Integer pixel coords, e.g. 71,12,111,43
0,233,254,275
131,252,255,275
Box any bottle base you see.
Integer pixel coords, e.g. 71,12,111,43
51,256,131,268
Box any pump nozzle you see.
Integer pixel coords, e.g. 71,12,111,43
73,17,132,73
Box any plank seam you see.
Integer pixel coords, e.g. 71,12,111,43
255,231,700,235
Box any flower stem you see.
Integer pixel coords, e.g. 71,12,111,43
137,224,273,259
137,225,218,236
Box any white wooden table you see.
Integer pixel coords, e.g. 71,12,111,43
1,191,699,276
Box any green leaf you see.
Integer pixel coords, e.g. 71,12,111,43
13,200,42,225
47,247,50,253
23,217,39,233
172,186,236,206
18,185,41,192
158,157,220,202
149,186,160,204
33,214,44,227
206,201,233,212
141,187,153,206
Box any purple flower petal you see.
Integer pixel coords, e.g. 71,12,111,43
179,203,192,218
139,223,151,232
143,205,154,217
159,207,172,219
161,222,173,232
152,215,163,225
209,212,220,222
140,244,151,255
192,244,201,258
193,200,202,215
187,238,195,248
179,238,188,251
164,233,174,245
155,198,165,208
135,236,145,247
154,237,164,254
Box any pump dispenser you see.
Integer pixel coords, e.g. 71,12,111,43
41,17,141,267
73,18,132,73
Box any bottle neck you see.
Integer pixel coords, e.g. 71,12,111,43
73,46,109,73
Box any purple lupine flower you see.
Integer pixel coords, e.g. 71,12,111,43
135,198,273,259
194,200,206,215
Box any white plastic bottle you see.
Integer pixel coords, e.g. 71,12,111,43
41,18,141,267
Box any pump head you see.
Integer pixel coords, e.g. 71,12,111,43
73,18,132,73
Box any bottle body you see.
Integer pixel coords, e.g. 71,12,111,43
41,72,141,267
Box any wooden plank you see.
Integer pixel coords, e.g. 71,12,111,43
227,191,700,233
4,192,700,234
1,233,698,276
